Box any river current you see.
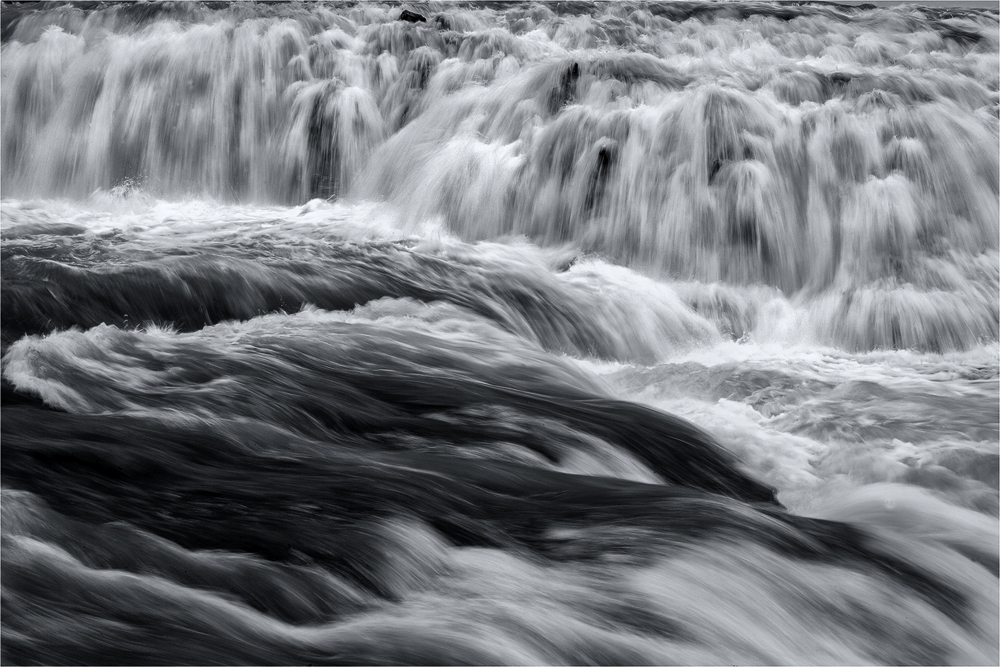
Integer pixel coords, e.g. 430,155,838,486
1,1,998,664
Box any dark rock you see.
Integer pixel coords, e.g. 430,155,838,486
399,9,426,23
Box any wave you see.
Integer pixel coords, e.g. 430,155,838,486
1,306,774,502
4,405,995,664
1,228,719,359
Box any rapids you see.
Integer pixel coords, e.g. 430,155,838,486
1,1,998,665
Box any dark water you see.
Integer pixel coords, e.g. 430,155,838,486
1,2,998,664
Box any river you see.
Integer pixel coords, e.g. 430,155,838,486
1,2,998,664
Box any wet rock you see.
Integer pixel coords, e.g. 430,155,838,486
399,9,426,24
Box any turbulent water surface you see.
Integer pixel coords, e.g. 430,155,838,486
1,1,999,664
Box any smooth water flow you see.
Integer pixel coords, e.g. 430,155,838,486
1,2,998,665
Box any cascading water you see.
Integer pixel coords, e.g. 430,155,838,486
1,2,997,665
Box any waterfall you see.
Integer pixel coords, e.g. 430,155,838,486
2,3,998,665
3,1,997,351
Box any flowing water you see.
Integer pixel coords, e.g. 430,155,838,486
1,1,998,664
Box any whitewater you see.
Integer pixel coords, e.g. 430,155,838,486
1,1,998,664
